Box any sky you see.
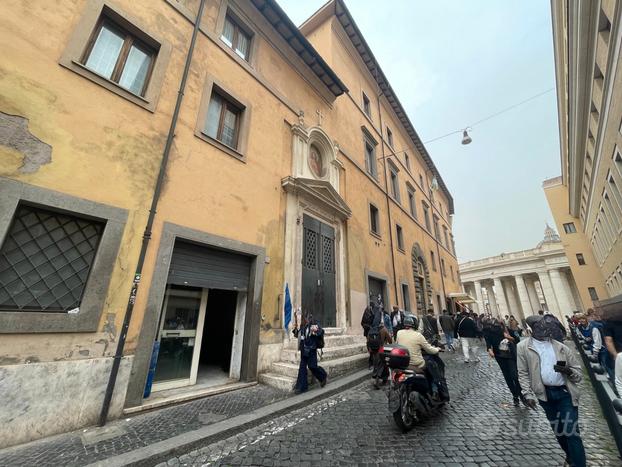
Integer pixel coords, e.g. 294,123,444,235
278,0,561,263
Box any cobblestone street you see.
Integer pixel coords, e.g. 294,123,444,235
162,343,620,467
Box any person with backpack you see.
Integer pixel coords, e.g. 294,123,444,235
292,316,327,394
361,301,375,368
456,311,480,363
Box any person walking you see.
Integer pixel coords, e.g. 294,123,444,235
604,312,622,396
371,319,392,388
361,300,375,368
439,309,456,351
517,315,586,467
391,305,405,340
292,316,327,394
484,318,526,406
456,311,480,363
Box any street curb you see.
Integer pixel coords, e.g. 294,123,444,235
87,369,370,467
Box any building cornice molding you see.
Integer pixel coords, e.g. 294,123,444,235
281,176,352,220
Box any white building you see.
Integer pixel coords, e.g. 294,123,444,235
459,226,584,324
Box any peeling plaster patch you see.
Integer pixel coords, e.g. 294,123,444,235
103,313,117,342
0,112,52,173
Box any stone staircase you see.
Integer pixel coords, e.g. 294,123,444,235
258,328,368,391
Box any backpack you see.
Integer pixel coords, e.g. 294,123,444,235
367,326,382,351
316,333,325,349
361,306,374,327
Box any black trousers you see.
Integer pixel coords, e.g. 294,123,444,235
495,356,521,398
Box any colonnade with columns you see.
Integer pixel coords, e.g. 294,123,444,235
462,267,582,323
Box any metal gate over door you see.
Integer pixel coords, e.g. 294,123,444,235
301,215,336,327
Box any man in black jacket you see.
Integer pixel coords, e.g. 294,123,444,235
293,317,327,394
439,310,456,351
456,311,480,363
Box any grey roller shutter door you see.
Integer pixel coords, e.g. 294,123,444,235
168,241,252,291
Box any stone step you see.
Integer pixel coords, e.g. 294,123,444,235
257,373,296,392
283,334,366,350
270,353,368,379
279,343,368,364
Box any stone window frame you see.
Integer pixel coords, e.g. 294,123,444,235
59,0,172,113
388,160,401,203
214,3,261,70
369,202,381,238
400,281,411,312
195,74,252,163
395,223,405,252
0,177,127,333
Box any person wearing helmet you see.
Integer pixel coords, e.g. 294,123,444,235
396,314,447,400
396,314,441,372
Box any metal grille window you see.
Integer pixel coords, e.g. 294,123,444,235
304,229,318,269
322,236,334,273
0,205,104,312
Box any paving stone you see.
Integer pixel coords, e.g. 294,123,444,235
161,343,620,466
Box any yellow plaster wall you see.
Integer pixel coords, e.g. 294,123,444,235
544,181,609,307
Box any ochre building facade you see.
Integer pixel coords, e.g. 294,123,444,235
544,0,622,307
0,0,460,446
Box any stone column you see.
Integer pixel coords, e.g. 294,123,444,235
538,271,559,316
514,274,534,318
487,283,498,315
549,268,574,320
504,280,520,317
493,277,509,317
474,280,485,315
526,278,542,312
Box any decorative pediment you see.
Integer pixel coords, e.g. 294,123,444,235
282,176,351,220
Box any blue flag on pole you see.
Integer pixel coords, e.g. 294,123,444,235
284,283,292,330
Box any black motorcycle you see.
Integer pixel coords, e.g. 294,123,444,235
382,344,447,432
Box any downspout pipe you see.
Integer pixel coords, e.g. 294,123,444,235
98,0,207,426
375,86,400,307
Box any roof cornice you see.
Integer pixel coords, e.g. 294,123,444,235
330,0,454,214
250,0,348,97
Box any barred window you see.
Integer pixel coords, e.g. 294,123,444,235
0,204,104,313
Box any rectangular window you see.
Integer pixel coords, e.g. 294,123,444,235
365,138,378,178
390,168,400,202
204,90,242,149
396,224,404,251
442,226,449,247
82,19,155,96
407,186,416,218
362,92,371,118
0,204,104,313
404,153,410,171
402,283,411,312
430,251,437,271
563,222,577,234
576,253,586,265
422,202,431,231
450,265,454,281
370,204,380,235
387,127,394,147
433,215,440,240
419,174,425,190
588,287,599,301
441,258,446,277
221,14,252,61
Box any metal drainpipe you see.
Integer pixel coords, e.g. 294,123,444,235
375,86,400,307
430,186,447,313
98,0,207,427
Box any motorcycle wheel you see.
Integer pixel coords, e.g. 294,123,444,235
392,386,416,432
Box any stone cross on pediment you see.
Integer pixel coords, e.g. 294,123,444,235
316,109,324,126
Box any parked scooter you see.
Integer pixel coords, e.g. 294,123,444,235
382,344,447,432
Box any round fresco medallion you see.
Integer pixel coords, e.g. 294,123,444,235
309,145,324,178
